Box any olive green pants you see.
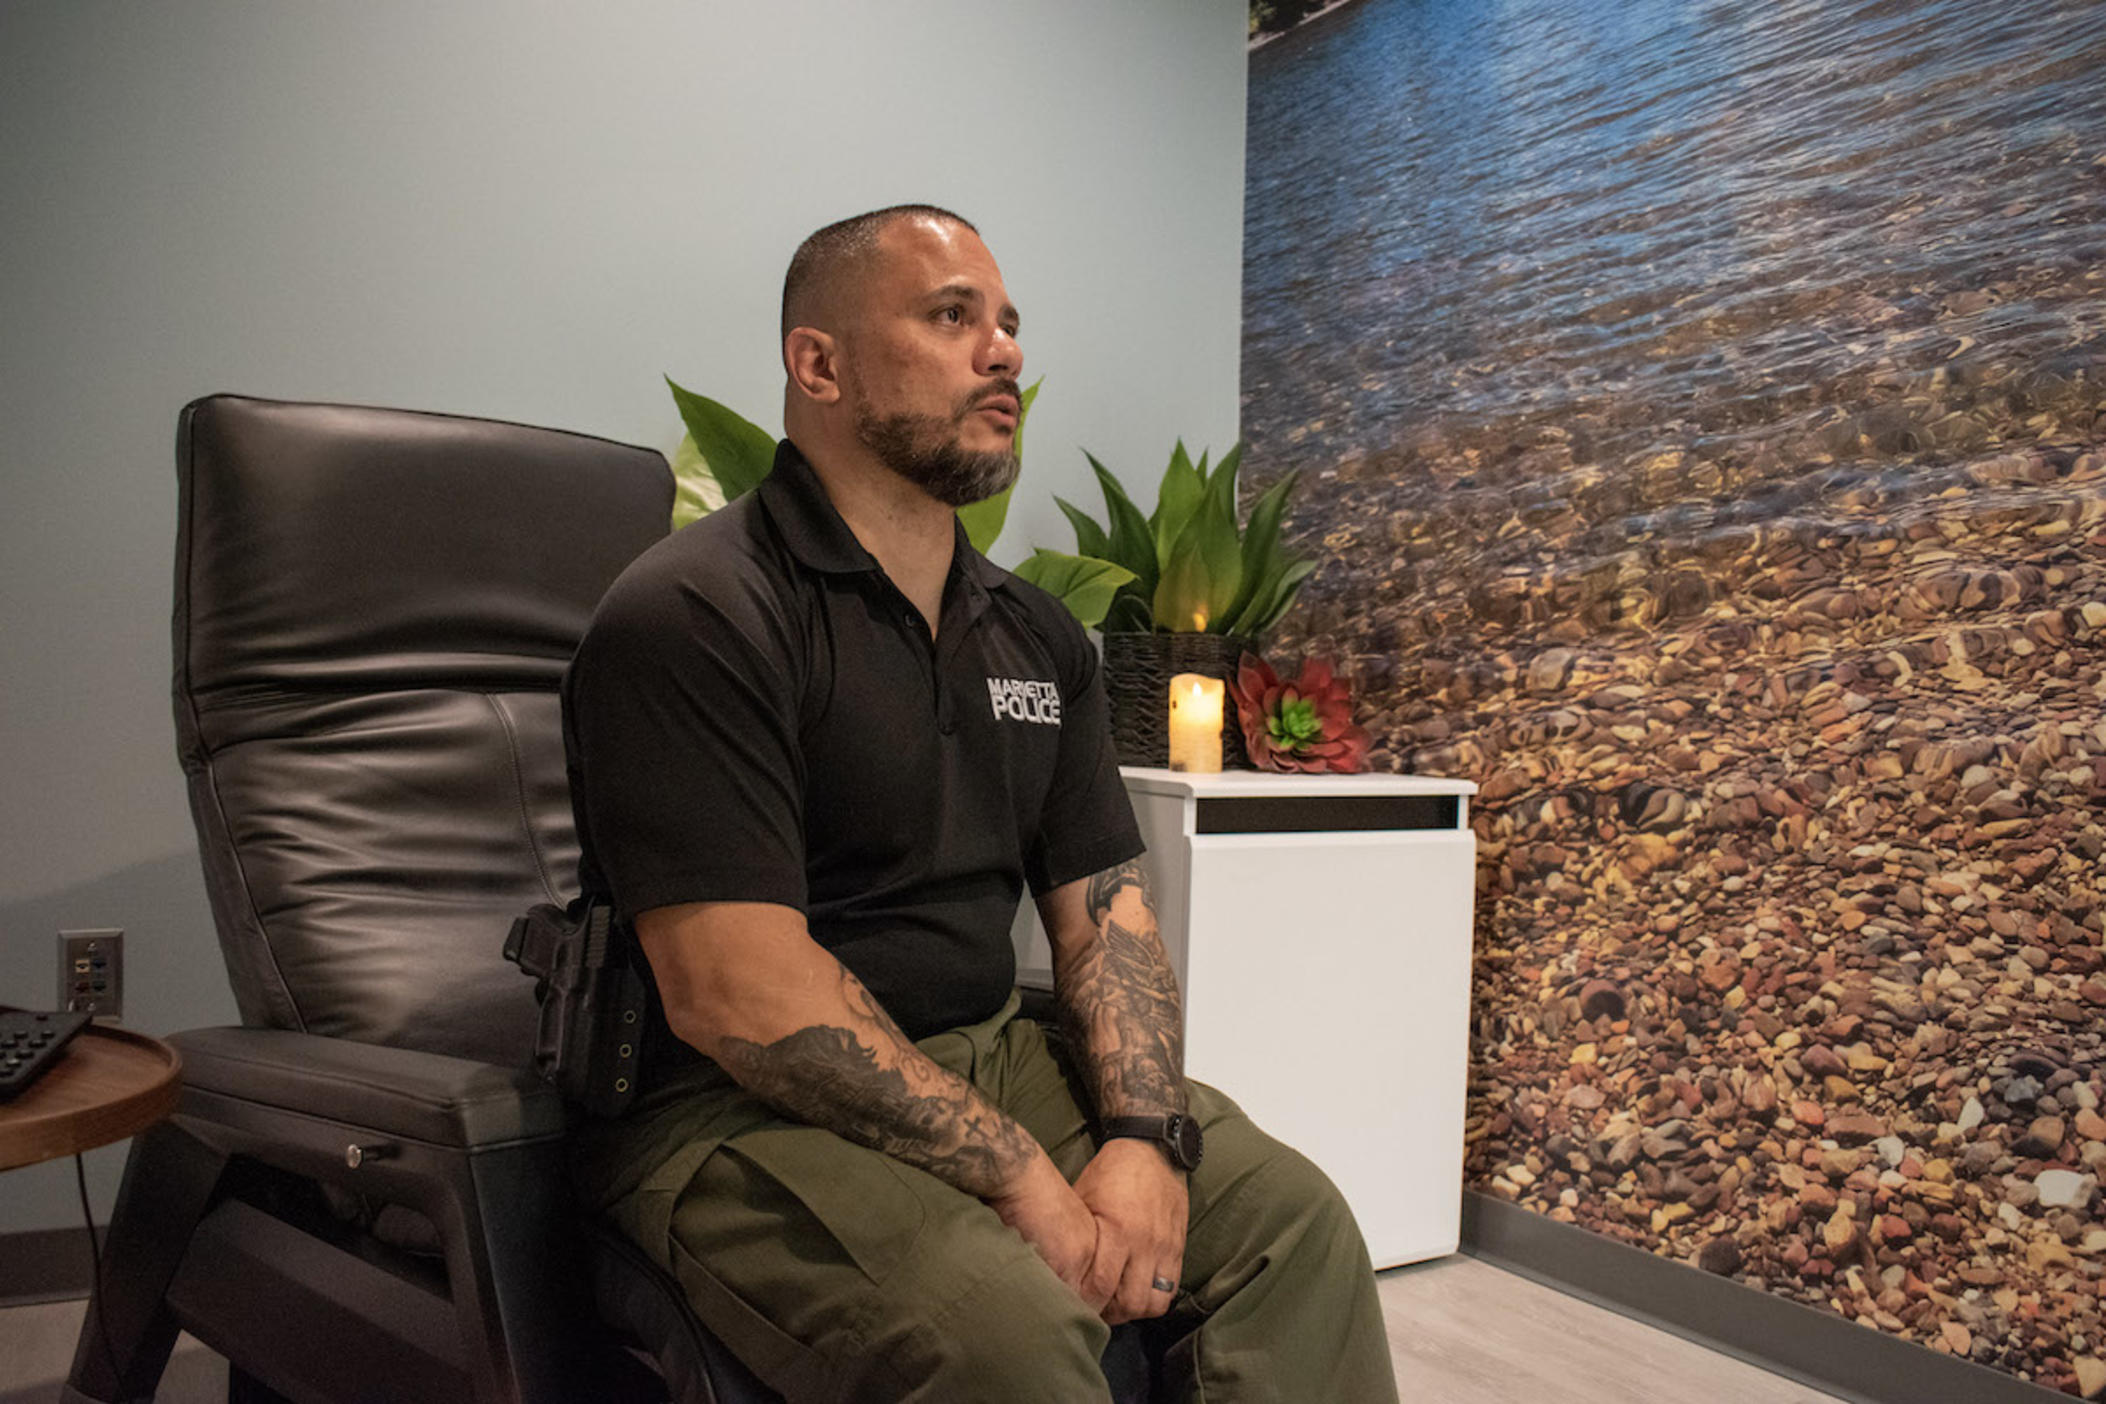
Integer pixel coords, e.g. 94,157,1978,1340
571,994,1398,1403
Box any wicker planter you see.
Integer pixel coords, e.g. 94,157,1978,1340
1101,632,1254,770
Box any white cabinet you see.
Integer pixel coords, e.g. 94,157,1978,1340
1014,767,1478,1269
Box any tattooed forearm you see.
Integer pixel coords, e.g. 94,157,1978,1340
713,967,1038,1198
1059,860,1187,1121
1085,860,1153,923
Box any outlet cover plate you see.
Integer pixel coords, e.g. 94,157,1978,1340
58,928,123,1021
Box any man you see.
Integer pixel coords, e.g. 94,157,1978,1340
563,204,1398,1402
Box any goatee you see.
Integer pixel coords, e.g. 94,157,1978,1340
855,384,1022,508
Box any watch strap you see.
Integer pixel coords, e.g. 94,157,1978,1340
1100,1116,1173,1139
1099,1114,1202,1170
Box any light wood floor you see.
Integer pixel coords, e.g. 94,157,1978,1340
1379,1255,1845,1403
0,1254,1845,1403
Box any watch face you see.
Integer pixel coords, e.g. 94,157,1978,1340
1171,1115,1204,1170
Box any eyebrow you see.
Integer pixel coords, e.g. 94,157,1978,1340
930,282,1021,333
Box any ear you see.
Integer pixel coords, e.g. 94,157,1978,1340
783,327,842,406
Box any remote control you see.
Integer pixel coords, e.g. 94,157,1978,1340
0,1008,92,1100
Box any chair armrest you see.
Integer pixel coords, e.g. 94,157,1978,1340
169,1027,565,1150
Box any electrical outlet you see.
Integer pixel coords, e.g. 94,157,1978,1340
58,928,123,1021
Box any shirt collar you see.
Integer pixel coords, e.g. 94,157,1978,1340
757,440,880,575
759,439,1015,595
957,517,1012,593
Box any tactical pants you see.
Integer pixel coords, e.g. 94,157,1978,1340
572,993,1399,1403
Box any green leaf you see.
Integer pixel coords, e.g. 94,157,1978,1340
1151,439,1205,569
1225,557,1278,637
957,483,1014,556
1054,495,1111,559
1008,550,1138,630
669,433,728,530
1085,452,1161,605
1152,533,1208,632
1210,441,1243,513
666,376,777,503
1196,451,1248,623
1237,556,1317,636
1153,465,1244,632
1272,697,1321,747
1014,378,1042,456
1102,592,1154,633
956,377,1042,554
1145,441,1182,537
1221,468,1297,631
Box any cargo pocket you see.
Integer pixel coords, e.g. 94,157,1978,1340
710,1123,934,1287
648,1123,945,1399
665,1227,824,1395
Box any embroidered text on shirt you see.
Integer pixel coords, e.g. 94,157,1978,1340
987,677,1062,726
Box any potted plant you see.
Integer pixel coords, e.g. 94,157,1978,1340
1048,442,1314,767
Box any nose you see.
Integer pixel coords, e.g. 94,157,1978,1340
978,323,1022,380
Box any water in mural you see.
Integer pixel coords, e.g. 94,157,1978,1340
1244,0,2106,1389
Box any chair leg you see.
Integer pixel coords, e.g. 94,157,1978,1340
423,1135,617,1403
64,1118,231,1404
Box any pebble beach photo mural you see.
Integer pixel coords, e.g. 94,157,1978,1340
1242,0,2106,1391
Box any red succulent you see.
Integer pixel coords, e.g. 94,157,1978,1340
1229,653,1371,774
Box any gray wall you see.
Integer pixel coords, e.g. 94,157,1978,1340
0,0,1246,1235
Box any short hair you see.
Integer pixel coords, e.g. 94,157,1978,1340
781,204,978,338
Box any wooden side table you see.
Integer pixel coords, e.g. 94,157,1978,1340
0,1016,182,1172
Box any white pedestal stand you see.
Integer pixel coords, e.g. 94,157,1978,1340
1014,767,1478,1269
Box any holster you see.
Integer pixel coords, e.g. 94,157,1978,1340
502,895,646,1118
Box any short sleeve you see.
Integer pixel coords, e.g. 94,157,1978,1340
562,562,808,918
1022,606,1145,895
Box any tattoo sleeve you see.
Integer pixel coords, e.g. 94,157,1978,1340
712,965,1038,1199
1055,858,1188,1120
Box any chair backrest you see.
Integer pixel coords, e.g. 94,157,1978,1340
172,395,671,1066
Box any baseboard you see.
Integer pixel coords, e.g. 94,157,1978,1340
0,1225,94,1306
1461,1191,2064,1404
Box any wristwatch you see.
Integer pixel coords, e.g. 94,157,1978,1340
1099,1114,1204,1172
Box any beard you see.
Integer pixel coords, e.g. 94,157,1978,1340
853,382,1022,508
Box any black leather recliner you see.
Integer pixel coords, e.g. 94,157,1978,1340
66,394,1155,1404
64,394,776,1403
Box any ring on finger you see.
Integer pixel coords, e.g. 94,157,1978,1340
1151,1275,1177,1294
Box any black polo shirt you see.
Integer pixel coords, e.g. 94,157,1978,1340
562,440,1144,1044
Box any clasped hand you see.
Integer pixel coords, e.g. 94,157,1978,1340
988,1140,1188,1324
1074,1137,1189,1323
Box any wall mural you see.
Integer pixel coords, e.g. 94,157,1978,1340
1242,0,2106,1391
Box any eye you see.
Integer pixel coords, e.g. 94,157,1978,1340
935,305,964,325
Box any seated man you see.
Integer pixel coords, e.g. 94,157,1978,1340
562,203,1398,1403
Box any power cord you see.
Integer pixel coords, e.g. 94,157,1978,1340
73,1151,127,1393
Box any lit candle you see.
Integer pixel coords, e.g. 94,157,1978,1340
1167,673,1225,773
